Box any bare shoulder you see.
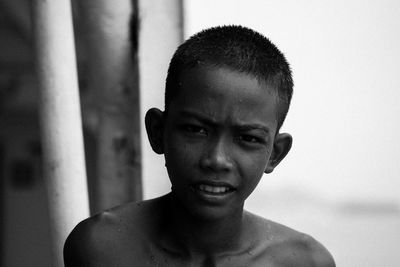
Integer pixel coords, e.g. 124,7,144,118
245,211,336,267
63,211,110,266
63,197,166,266
272,230,336,267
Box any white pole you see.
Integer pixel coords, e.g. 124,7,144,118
80,0,142,213
138,0,184,199
31,0,90,266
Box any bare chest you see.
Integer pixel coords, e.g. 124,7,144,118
96,241,310,267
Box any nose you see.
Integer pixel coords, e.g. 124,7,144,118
200,137,233,172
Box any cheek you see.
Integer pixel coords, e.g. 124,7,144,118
238,149,271,181
241,155,270,198
164,135,199,175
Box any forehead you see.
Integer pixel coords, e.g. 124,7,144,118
169,66,279,129
176,65,277,98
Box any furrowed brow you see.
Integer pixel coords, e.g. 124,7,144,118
234,124,270,134
178,110,271,134
178,110,217,126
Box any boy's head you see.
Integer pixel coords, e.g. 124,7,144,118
165,25,293,130
146,25,293,220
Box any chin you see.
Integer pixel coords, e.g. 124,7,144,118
171,189,244,222
184,200,244,223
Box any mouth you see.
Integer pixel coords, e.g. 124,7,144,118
191,182,235,196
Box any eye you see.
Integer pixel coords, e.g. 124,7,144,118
183,125,208,136
238,134,263,144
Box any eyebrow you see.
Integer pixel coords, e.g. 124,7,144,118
233,124,270,134
178,110,217,125
178,110,271,134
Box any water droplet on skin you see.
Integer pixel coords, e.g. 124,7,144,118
150,254,159,264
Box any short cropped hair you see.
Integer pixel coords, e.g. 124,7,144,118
165,25,293,131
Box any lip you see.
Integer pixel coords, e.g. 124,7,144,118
190,180,236,203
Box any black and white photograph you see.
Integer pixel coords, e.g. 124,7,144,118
0,0,399,266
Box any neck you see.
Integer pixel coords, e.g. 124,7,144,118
160,193,249,257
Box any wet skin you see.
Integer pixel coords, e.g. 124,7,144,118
160,66,283,221
64,66,335,266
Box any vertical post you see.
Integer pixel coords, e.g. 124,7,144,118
0,144,4,267
31,0,89,266
138,0,184,199
79,0,142,212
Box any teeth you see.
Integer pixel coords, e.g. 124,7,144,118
198,184,230,193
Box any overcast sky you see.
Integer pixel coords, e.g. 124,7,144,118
185,0,400,203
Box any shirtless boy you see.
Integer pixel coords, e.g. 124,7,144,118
64,25,336,266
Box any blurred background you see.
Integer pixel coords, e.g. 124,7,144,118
1,0,399,266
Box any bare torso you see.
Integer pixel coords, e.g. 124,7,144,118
64,194,335,267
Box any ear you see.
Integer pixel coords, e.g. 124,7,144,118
265,133,292,174
145,108,165,154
